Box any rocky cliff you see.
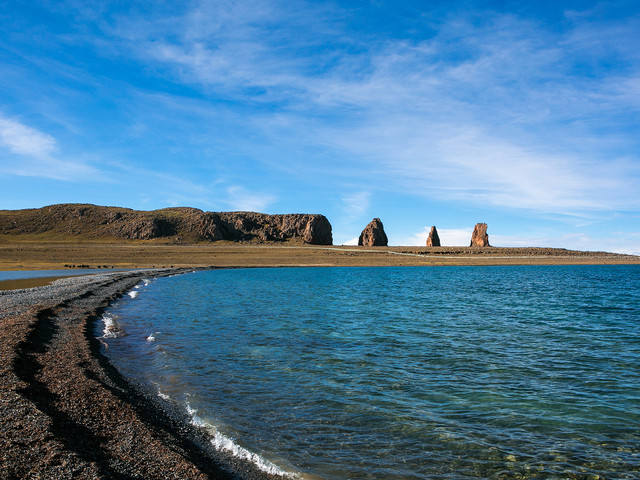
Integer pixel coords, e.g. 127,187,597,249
470,223,490,247
0,204,333,245
358,218,388,246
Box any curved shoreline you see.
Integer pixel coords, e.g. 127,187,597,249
0,269,287,480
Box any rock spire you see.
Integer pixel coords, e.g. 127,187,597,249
470,223,490,247
426,226,441,247
358,218,388,246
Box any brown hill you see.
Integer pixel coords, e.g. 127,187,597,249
0,204,333,245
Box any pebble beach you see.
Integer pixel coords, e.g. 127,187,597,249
0,269,284,480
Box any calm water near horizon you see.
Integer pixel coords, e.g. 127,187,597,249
100,266,640,479
0,268,123,291
0,268,116,281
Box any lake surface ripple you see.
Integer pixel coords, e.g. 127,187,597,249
100,266,640,479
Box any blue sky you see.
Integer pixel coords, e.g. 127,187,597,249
1,1,640,252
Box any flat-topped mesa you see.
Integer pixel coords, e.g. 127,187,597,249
213,212,333,245
358,218,388,246
0,204,334,245
426,226,441,247
470,223,490,247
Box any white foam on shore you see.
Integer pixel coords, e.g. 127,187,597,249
101,313,124,338
142,278,151,286
127,290,139,299
169,270,196,278
185,402,298,478
157,389,170,401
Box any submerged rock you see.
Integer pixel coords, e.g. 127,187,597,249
358,218,388,246
470,223,490,247
426,226,441,247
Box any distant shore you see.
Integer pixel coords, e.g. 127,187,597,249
0,269,286,479
0,243,638,270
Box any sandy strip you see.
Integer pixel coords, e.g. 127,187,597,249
0,268,287,480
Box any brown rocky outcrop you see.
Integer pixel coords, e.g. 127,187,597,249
426,226,441,247
213,212,332,245
358,218,388,246
111,217,176,240
0,204,333,245
470,223,490,247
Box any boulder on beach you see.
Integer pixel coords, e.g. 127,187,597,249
358,218,388,246
426,226,441,247
470,223,490,247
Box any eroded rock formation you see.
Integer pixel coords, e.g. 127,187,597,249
426,226,441,247
0,204,333,245
214,212,333,244
470,223,490,247
358,218,388,246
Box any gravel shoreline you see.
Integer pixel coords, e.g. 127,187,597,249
0,269,288,480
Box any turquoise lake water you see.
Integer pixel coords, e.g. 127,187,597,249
100,266,640,479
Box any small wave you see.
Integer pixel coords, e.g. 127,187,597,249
142,278,151,286
185,402,298,478
157,390,170,401
146,332,159,342
127,290,139,299
101,313,124,338
170,271,196,277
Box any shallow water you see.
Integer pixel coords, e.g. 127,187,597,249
100,266,640,479
0,268,111,281
0,268,117,291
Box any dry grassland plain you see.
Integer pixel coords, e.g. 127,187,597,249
1,240,638,271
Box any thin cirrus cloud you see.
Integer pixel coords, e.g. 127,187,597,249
335,124,637,213
0,114,96,180
0,115,56,157
225,186,276,212
2,0,639,254
105,4,640,218
341,191,371,219
110,0,316,97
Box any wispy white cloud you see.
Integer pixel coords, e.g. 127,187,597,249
5,2,640,231
0,116,56,157
166,6,637,217
0,114,97,180
108,0,325,101
341,191,371,218
225,185,276,212
304,13,640,216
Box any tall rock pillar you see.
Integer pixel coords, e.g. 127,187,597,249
470,223,490,247
426,226,441,247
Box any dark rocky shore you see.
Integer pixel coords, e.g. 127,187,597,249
0,269,288,480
